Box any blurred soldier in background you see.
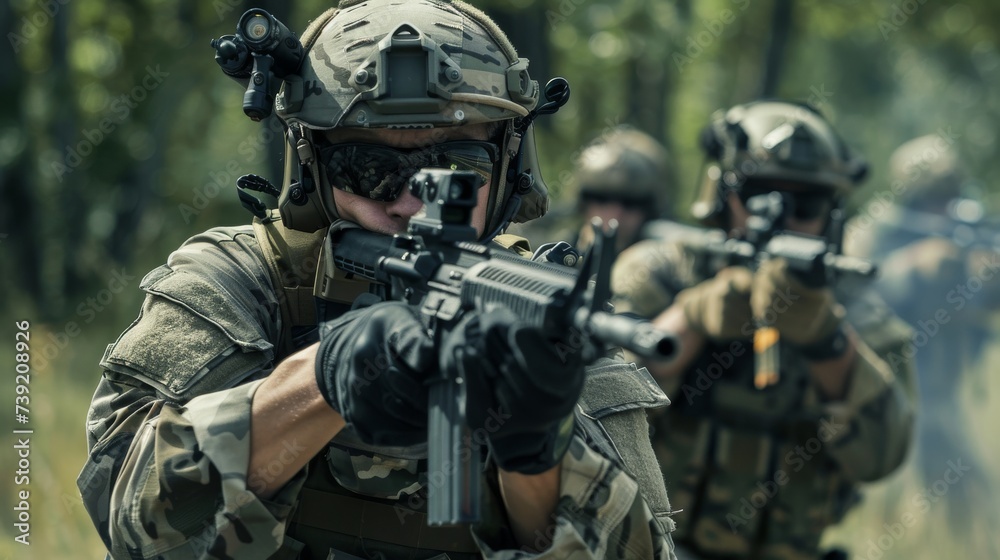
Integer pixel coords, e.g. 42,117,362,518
846,134,1000,532
572,127,674,253
513,126,673,254
612,100,916,560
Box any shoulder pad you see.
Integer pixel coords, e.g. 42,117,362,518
101,227,278,399
580,356,670,418
576,356,674,524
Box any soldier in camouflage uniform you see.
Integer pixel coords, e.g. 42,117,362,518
76,1,678,558
845,135,1000,531
611,101,916,560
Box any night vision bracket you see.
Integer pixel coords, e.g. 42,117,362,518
210,8,305,122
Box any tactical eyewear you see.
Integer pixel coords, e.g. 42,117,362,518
739,186,833,221
317,141,500,202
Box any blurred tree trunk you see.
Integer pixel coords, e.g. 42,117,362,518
486,4,553,130
627,52,669,145
0,3,40,308
46,3,85,317
757,0,793,98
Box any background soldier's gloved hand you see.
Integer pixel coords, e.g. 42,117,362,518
443,308,586,474
751,258,845,346
315,302,436,447
674,266,754,340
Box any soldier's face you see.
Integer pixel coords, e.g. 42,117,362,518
323,124,494,237
579,199,648,252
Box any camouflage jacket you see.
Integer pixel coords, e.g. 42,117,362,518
610,238,916,560
77,223,679,560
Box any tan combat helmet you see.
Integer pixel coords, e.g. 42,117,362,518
272,0,551,237
691,100,868,227
571,127,673,219
889,134,964,209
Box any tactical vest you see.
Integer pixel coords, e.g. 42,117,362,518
250,215,675,559
620,239,911,560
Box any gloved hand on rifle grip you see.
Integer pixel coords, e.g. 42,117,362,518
443,308,586,474
315,302,436,447
674,266,754,341
751,258,844,346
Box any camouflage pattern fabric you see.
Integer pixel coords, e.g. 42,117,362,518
610,238,916,560
78,225,678,559
276,0,536,130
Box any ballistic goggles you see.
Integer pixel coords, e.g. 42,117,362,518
316,141,501,202
738,184,834,221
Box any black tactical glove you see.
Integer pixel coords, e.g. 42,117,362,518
315,302,436,447
443,308,586,474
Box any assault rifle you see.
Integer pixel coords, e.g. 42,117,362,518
643,192,876,389
321,169,677,526
875,198,1000,253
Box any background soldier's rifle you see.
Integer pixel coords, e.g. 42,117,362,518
321,169,678,527
643,192,876,389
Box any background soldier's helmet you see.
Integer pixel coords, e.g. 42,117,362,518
889,134,964,209
272,0,548,237
571,127,673,219
691,100,868,226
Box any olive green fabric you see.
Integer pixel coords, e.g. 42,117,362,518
751,258,844,346
674,266,754,341
611,237,916,560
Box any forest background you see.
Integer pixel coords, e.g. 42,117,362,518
1,0,999,558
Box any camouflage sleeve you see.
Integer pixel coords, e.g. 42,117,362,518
76,226,307,559
80,376,307,559
471,436,676,560
808,298,917,482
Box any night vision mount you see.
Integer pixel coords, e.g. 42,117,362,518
210,9,304,121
